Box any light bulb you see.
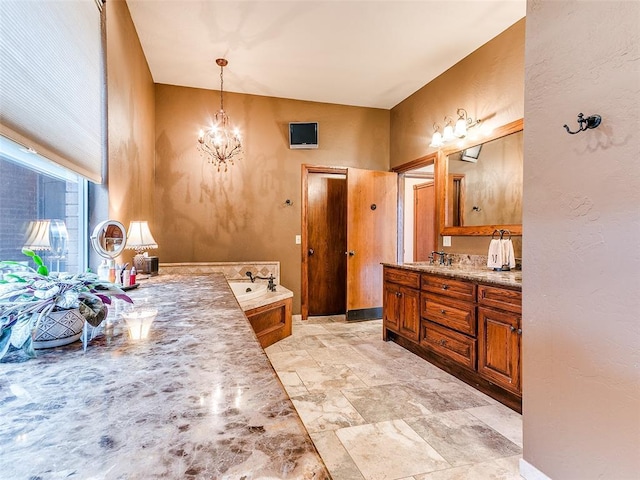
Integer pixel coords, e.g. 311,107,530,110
429,131,443,148
454,117,467,138
443,124,454,142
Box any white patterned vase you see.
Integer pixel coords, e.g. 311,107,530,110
33,309,85,349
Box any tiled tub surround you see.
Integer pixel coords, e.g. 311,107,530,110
0,274,328,480
160,261,281,284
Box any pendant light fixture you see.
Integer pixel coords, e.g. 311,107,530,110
197,58,242,172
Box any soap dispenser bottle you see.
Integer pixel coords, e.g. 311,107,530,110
97,260,109,281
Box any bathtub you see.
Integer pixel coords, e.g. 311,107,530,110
229,282,269,302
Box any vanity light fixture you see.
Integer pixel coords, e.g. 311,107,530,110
197,58,243,172
429,108,481,148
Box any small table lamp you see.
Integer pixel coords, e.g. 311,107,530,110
23,219,69,272
126,221,158,273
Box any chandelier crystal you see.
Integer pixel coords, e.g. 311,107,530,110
197,58,242,172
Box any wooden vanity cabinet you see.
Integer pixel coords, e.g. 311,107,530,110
383,265,523,412
420,275,477,370
477,285,522,394
383,267,420,342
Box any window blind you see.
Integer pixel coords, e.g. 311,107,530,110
0,0,104,183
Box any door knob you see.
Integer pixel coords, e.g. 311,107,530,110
308,248,315,256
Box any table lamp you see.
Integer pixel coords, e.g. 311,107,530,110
126,221,158,273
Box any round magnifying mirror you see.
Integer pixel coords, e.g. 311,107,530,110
90,220,127,259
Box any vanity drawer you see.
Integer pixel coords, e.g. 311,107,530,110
478,285,522,314
420,320,476,370
421,294,476,337
384,267,421,289
422,274,476,302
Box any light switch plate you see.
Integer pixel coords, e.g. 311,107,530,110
295,235,301,245
442,236,452,247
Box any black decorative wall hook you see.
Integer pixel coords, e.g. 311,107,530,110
563,113,602,135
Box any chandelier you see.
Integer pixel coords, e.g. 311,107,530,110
429,108,481,148
197,58,242,172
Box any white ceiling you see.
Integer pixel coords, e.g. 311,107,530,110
126,1,525,109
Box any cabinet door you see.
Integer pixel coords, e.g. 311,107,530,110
398,285,420,342
478,307,521,393
383,282,401,335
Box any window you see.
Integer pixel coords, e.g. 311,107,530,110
0,136,87,273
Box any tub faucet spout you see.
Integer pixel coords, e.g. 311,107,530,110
245,272,276,292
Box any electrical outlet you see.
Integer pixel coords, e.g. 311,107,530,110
295,235,301,245
442,236,452,247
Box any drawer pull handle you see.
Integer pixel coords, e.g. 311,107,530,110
442,284,449,290
439,339,448,346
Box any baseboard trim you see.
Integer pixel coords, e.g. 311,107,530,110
520,458,552,480
346,307,382,321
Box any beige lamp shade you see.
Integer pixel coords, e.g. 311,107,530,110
24,220,52,251
24,219,68,254
126,221,158,252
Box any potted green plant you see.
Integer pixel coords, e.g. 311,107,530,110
0,249,132,360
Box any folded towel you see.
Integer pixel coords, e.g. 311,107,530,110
487,239,502,269
500,238,516,269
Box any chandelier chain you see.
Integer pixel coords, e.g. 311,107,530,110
219,63,224,112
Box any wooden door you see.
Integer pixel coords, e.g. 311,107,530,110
307,172,347,315
346,168,397,319
413,182,436,261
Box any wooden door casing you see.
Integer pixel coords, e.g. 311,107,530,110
346,168,398,314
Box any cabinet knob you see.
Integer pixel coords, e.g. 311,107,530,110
517,328,522,335
440,309,446,315
396,291,402,297
442,284,449,290
510,326,516,332
345,250,356,256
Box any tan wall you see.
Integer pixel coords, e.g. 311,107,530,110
105,0,156,266
522,1,640,478
154,83,389,311
390,19,525,258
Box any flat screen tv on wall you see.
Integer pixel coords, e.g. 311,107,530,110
461,144,482,162
289,122,318,149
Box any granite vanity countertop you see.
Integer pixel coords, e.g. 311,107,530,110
384,262,522,289
0,273,329,480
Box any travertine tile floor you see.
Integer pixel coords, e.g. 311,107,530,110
264,315,523,480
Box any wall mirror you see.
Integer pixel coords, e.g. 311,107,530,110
437,118,523,236
90,220,127,259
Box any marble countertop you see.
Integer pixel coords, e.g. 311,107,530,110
384,262,522,290
0,274,329,479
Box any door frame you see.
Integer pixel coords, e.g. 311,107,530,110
301,164,348,320
412,178,436,260
392,152,438,264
